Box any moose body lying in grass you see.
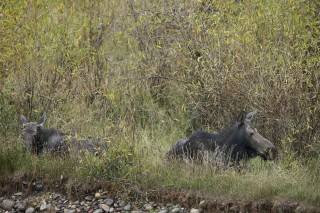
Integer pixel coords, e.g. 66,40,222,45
20,114,107,156
166,111,276,168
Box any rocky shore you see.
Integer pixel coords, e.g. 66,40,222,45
0,190,195,213
1,178,320,213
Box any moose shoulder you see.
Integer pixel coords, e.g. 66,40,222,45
166,111,276,167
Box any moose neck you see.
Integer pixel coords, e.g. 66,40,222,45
216,122,241,145
217,122,252,161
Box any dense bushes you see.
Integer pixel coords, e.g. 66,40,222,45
0,0,320,205
1,0,319,160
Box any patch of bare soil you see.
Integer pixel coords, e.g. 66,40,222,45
1,172,319,213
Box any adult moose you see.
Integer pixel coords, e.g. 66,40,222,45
167,111,275,168
20,113,106,156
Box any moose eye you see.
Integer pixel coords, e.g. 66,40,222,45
248,128,255,136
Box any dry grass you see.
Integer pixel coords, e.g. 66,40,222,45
135,129,320,204
1,0,320,206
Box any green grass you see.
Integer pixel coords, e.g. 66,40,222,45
133,129,320,204
1,0,320,207
1,128,319,205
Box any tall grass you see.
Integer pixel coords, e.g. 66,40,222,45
134,126,320,204
1,123,319,205
1,0,320,206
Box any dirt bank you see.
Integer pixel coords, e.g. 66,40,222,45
1,173,319,213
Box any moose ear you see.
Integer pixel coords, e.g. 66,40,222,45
20,115,29,124
38,113,46,126
245,111,257,122
237,110,246,123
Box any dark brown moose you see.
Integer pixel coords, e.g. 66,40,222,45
166,111,275,168
20,113,107,156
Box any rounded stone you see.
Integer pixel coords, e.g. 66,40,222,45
40,200,47,211
119,200,126,207
95,192,101,199
25,207,35,213
123,204,131,211
170,207,181,213
100,204,110,212
33,183,44,192
190,208,200,213
105,198,114,206
93,209,104,213
1,199,14,211
144,203,153,210
17,202,27,211
85,195,93,201
14,192,23,196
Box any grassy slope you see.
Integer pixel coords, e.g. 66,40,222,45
1,126,319,205
0,0,320,206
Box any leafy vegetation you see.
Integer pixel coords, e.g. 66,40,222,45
0,0,319,205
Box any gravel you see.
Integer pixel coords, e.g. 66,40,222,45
0,191,193,213
0,187,318,213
